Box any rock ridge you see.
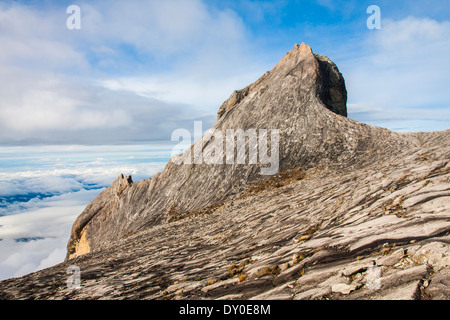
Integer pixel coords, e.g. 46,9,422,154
65,43,422,259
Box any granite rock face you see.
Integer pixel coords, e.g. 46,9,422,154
1,43,449,300
66,43,406,259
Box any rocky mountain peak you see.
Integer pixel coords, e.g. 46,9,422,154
1,43,449,301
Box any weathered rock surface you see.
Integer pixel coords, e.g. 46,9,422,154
0,43,449,300
67,42,412,259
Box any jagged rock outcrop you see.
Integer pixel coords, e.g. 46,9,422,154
1,43,449,300
66,43,409,259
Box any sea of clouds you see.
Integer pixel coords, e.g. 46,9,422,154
0,144,171,281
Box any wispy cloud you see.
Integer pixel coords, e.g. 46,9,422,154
1,1,449,146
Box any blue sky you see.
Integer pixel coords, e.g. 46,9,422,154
0,0,449,146
0,0,450,280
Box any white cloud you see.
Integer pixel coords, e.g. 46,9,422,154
0,238,72,280
0,189,97,280
86,0,263,110
0,3,87,71
0,66,136,136
0,190,95,240
79,0,249,58
0,144,172,280
0,176,83,198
